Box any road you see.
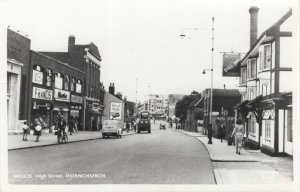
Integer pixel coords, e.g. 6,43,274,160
8,122,215,184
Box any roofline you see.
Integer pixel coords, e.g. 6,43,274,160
240,8,292,66
32,51,85,74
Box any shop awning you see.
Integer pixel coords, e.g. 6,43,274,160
233,100,249,109
246,95,263,108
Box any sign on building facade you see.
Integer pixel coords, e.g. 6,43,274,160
222,53,241,77
110,102,122,120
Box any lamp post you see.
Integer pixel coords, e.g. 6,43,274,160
180,17,215,135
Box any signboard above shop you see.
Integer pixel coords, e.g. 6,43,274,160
32,87,52,101
54,89,70,102
222,53,241,77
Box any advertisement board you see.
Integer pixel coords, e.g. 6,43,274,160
54,89,70,102
222,53,241,77
32,70,43,85
110,102,122,120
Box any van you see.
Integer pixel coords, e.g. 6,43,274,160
102,120,123,138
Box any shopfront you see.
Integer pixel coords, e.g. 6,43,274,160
70,94,83,130
31,86,53,129
85,99,102,131
53,89,70,123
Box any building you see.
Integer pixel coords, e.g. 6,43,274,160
185,97,204,132
7,28,31,133
144,94,168,117
28,51,85,131
168,94,185,117
235,7,294,156
203,88,241,136
40,35,103,131
102,84,125,122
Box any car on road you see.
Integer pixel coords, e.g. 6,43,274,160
102,120,123,138
137,111,151,133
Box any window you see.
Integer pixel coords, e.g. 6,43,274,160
240,67,247,84
32,65,44,85
287,108,293,142
261,45,271,70
76,79,82,94
55,72,63,89
265,120,271,139
64,75,70,91
46,69,53,87
70,77,75,92
248,114,256,134
247,59,257,79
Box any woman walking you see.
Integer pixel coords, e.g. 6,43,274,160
231,119,244,154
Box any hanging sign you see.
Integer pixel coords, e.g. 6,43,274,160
222,53,241,77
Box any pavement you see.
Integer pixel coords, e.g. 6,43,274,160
174,129,294,184
8,130,136,151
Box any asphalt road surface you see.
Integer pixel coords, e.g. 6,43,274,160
8,122,215,184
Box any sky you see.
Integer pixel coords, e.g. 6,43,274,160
1,0,298,102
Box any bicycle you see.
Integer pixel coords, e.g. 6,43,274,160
57,129,68,143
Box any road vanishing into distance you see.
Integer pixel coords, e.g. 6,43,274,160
8,122,215,184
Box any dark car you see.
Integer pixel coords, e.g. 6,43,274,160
137,111,151,133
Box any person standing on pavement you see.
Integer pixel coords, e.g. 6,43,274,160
22,121,30,141
33,114,42,142
231,119,244,154
207,123,213,144
68,116,75,135
218,123,226,143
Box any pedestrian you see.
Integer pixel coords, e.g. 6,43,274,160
207,123,213,144
218,123,226,142
22,121,30,141
34,115,42,142
231,119,244,154
68,116,75,135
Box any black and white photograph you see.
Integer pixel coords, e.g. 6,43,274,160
0,0,299,191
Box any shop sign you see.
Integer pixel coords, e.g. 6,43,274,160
70,109,79,117
71,95,83,103
54,89,70,102
222,53,241,77
110,102,122,120
32,70,43,85
92,102,99,110
32,87,53,101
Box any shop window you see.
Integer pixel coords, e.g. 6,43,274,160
46,69,53,87
248,114,256,134
32,65,44,85
70,77,76,92
64,75,70,91
55,72,64,89
265,120,271,139
76,79,82,94
287,108,293,142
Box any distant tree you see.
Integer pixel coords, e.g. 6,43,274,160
175,91,201,120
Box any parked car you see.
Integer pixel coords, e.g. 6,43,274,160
102,120,123,138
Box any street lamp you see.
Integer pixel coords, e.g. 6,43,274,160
180,17,215,134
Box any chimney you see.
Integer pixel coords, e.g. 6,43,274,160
68,35,75,51
249,6,259,48
109,83,115,95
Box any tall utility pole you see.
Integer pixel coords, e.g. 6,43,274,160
209,16,215,125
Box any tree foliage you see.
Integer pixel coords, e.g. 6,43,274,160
175,91,201,120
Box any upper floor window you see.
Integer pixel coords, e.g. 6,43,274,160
46,69,53,87
32,65,44,85
260,44,271,71
76,79,82,94
55,72,64,90
240,67,247,84
247,59,257,79
64,75,70,91
70,77,76,92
